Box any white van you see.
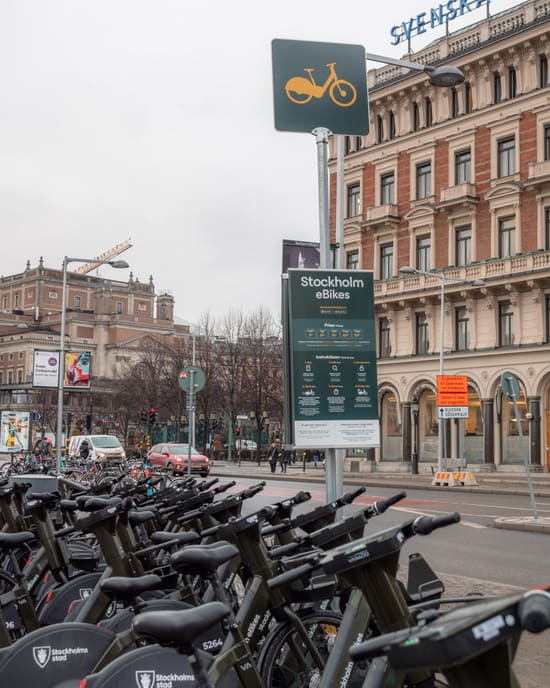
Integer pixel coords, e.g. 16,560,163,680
68,435,126,462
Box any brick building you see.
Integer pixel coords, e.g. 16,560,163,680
0,257,189,443
331,1,550,471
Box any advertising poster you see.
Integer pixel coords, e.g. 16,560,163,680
282,239,321,273
287,269,379,448
33,350,60,388
0,410,31,452
64,351,91,388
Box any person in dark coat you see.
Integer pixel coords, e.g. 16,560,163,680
268,442,278,474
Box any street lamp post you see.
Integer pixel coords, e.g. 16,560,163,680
400,266,484,472
55,256,129,473
411,394,419,475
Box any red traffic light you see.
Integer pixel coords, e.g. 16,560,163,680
235,427,241,436
150,407,156,413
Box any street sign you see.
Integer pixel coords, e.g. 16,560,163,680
178,366,206,393
271,39,369,135
437,375,468,408
438,406,468,419
501,371,521,401
31,411,41,422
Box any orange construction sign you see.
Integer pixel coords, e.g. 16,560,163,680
437,375,468,407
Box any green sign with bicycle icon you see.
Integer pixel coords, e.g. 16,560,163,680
271,39,369,135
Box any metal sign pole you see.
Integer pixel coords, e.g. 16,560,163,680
334,134,345,500
511,394,538,519
313,126,338,503
502,372,538,519
187,369,195,479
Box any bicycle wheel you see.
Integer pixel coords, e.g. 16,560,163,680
329,79,357,107
258,609,368,688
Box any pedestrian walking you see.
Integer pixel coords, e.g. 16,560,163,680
313,449,320,467
268,442,278,474
280,449,289,473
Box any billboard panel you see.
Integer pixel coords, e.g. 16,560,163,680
282,239,320,274
0,410,31,451
33,350,60,388
64,351,91,388
287,269,379,448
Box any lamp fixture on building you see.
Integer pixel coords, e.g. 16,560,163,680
366,53,465,87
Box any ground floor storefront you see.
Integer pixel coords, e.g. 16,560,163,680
363,349,550,472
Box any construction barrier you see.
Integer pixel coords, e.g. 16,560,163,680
432,470,477,486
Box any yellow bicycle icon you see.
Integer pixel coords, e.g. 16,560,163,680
285,62,357,107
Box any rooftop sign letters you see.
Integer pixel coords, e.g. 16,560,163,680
390,0,490,46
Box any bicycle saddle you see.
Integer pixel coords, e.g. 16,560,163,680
170,542,239,576
82,496,122,512
101,573,163,600
0,531,35,549
128,509,156,525
133,601,230,649
150,530,201,546
59,499,79,512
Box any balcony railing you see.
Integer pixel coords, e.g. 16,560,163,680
374,250,550,298
527,159,550,183
439,183,478,205
365,204,400,225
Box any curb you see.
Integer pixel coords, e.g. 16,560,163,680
493,517,550,534
211,464,550,499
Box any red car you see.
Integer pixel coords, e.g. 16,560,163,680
147,443,210,477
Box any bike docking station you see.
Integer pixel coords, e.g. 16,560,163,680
431,458,477,487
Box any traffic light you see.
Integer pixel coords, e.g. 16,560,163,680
86,414,92,432
140,411,147,425
67,412,73,428
235,426,240,437
149,408,157,425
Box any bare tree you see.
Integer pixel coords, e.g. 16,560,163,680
110,308,283,456
241,307,283,451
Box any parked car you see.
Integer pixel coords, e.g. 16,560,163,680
147,443,210,477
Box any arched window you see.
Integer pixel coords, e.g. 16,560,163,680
418,388,438,462
380,392,402,461
459,387,483,464
500,384,527,464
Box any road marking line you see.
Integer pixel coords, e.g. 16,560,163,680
392,505,486,528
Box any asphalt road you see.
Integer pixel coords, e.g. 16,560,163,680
227,475,549,588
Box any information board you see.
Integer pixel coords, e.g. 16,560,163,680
287,269,379,448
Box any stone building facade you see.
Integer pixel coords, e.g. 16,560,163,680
0,258,188,441
331,1,550,471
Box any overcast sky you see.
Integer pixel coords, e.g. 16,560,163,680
0,0,514,325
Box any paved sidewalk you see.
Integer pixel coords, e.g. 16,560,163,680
211,459,550,534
